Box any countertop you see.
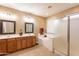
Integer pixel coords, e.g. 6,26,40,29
0,33,35,39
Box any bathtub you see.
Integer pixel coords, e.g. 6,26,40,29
38,33,55,52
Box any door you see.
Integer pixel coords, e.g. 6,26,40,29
70,14,79,56
54,17,68,55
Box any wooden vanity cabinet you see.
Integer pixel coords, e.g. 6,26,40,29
0,36,36,55
0,39,7,55
7,38,17,53
16,37,22,50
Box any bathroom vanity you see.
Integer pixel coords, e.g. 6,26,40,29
0,19,36,55
0,34,36,55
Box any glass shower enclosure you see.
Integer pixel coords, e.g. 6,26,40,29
54,13,79,56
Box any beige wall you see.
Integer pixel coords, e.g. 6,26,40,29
0,5,46,35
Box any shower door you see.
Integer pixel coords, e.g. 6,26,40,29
54,17,68,55
54,14,79,56
70,14,79,56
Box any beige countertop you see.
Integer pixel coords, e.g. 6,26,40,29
0,33,35,39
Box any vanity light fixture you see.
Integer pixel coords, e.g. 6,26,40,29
24,16,35,23
0,12,17,20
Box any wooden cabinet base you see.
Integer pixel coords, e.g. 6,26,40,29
0,36,36,55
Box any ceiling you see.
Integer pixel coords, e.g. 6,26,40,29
0,3,79,17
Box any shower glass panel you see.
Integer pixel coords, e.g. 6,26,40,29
70,14,79,56
54,17,68,55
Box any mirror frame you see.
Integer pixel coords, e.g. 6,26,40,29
25,23,34,33
0,20,16,34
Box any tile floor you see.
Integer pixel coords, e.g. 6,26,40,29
6,45,60,56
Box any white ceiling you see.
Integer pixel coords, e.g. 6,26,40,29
0,3,79,17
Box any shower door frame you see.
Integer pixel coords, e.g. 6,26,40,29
67,16,70,56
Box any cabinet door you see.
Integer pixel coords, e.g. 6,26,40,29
0,39,7,55
21,37,27,49
29,36,33,47
26,36,36,48
16,38,22,50
26,37,31,48
7,38,17,53
32,36,36,46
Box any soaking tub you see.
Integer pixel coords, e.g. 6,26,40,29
38,33,55,52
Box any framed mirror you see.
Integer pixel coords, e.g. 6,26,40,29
0,20,16,34
25,23,34,33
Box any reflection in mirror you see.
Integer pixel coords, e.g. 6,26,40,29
3,22,14,33
0,20,16,34
25,23,34,33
